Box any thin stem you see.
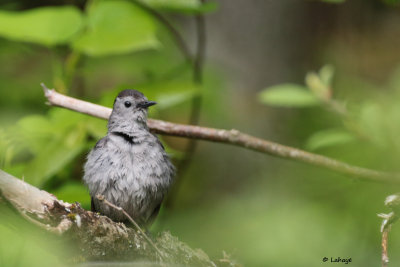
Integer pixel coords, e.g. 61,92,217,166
382,229,389,267
175,3,206,179
193,8,206,85
96,194,165,259
132,0,192,62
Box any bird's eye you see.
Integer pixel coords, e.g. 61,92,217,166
124,101,132,108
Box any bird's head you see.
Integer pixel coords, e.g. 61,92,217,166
108,89,156,132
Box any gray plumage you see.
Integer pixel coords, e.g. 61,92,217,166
83,89,175,226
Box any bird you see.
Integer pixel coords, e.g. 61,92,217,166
83,89,175,226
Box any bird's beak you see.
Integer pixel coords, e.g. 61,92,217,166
138,100,157,108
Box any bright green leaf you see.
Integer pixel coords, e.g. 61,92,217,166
22,123,87,186
259,84,320,107
0,6,83,46
136,0,218,14
73,0,159,56
48,108,87,129
306,129,356,151
321,0,346,3
15,115,54,153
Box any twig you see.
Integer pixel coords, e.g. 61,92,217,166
382,229,389,267
41,84,400,184
132,0,191,62
378,194,400,267
379,195,400,267
96,194,165,259
174,2,207,199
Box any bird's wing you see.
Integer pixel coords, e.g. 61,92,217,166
151,133,165,150
145,203,162,227
83,136,110,199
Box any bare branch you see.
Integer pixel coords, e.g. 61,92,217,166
41,84,400,184
0,168,57,214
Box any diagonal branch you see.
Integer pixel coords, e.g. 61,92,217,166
132,0,192,62
41,83,400,184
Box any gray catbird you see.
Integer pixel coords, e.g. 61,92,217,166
83,89,175,226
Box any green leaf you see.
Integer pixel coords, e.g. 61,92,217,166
22,123,87,186
136,0,218,14
306,129,356,151
321,0,346,3
382,0,400,6
305,72,325,98
15,115,54,153
259,84,320,107
73,0,159,56
48,108,87,130
0,6,83,46
319,65,335,87
358,102,388,148
146,81,201,110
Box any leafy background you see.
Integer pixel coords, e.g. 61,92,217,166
1,0,400,266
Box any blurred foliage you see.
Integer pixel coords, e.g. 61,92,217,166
322,0,346,3
137,0,218,14
259,65,400,154
73,1,159,56
259,84,319,107
0,206,68,267
383,0,400,6
305,128,355,151
0,6,82,45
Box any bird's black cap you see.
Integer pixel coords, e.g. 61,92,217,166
117,89,145,99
